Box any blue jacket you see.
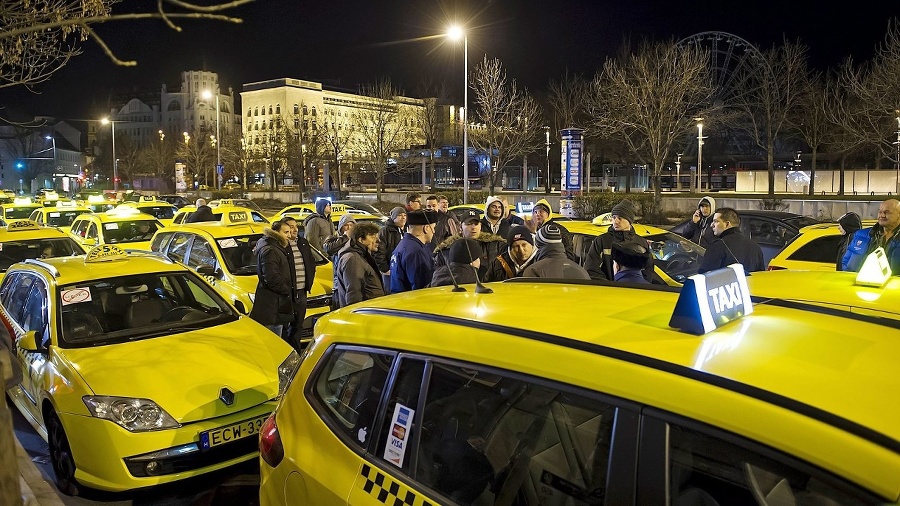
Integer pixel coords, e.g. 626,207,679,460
389,233,435,293
841,225,900,274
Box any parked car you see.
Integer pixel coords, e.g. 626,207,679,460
670,210,820,266
766,221,876,271
157,194,191,209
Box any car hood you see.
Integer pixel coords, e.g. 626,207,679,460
59,321,291,422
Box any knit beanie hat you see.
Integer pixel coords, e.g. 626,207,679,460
611,199,636,224
506,225,533,248
390,207,407,221
535,223,563,248
838,212,862,233
338,214,357,232
315,199,330,215
449,238,480,264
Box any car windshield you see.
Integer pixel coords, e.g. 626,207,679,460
5,207,35,219
216,234,263,275
44,210,90,227
645,232,706,283
0,238,82,271
102,220,161,243
139,206,176,219
783,216,820,229
57,271,237,347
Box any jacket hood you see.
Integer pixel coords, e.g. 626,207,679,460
484,196,507,220
534,242,566,262
315,199,330,216
434,231,505,252
262,227,288,247
534,198,553,215
698,195,717,212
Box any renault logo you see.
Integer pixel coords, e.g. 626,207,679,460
219,387,235,406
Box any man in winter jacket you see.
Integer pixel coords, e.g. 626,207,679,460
841,199,900,274
433,209,505,280
680,195,716,247
187,198,215,223
522,224,590,279
249,220,295,337
431,238,480,287
302,199,336,253
698,207,765,274
427,194,461,248
835,212,862,271
375,207,406,288
487,225,537,281
584,199,656,282
336,222,384,307
324,214,357,308
531,198,577,262
481,196,524,239
281,217,319,350
611,241,652,284
390,210,437,293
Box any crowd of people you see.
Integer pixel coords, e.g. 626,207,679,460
246,192,900,351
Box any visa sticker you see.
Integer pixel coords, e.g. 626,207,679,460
383,403,414,468
61,288,92,305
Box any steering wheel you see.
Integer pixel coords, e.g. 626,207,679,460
663,253,694,273
161,305,199,322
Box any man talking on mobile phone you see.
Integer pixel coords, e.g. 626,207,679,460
681,196,716,247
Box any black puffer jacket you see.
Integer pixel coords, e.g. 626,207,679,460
335,240,384,307
430,263,479,287
433,232,506,279
374,223,404,274
583,227,657,283
249,229,295,325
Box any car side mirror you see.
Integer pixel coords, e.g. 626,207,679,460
196,265,216,276
233,300,247,314
17,330,40,353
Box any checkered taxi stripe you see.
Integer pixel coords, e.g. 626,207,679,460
360,463,436,506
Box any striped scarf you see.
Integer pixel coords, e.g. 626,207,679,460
289,240,306,292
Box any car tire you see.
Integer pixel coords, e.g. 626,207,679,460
48,411,80,496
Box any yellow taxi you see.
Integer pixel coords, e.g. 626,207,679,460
172,200,270,225
79,194,118,214
28,201,93,233
3,245,299,494
560,220,705,286
35,189,64,206
259,267,900,506
271,202,386,237
2,197,43,223
0,220,85,271
150,213,334,343
68,207,163,251
766,221,877,271
117,196,178,226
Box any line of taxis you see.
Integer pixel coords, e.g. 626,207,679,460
2,197,898,503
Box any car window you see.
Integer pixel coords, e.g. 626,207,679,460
45,211,87,228
166,233,193,263
70,219,87,237
29,210,41,224
380,359,616,505
141,206,176,220
787,235,843,263
216,234,261,275
645,232,706,283
746,219,791,248
22,281,49,345
668,422,881,505
101,220,159,243
187,238,217,270
0,272,20,309
4,273,36,326
86,223,98,240
150,232,174,253
251,212,268,223
310,347,395,451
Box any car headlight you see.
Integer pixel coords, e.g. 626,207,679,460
248,292,256,303
278,350,302,398
83,396,180,432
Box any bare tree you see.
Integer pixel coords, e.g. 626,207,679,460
353,78,417,200
113,133,145,185
588,40,713,207
2,125,46,187
0,0,257,91
548,71,590,133
470,56,544,194
792,70,835,195
730,39,809,195
141,133,176,190
175,130,214,189
321,106,355,194
417,97,442,191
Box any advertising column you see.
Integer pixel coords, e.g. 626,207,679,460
175,162,187,192
559,128,584,218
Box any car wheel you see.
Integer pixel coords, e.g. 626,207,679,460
48,411,80,496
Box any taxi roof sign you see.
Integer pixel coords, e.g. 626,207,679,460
222,210,251,224
85,244,129,263
669,264,753,335
217,199,235,205
855,247,892,287
6,219,41,231
12,197,33,205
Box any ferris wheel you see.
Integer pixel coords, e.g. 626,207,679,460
676,31,766,104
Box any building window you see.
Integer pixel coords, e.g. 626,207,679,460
294,104,299,115
276,105,281,115
302,105,308,116
311,107,317,117
268,106,273,115
254,107,259,116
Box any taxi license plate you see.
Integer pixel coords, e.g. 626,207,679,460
199,414,268,450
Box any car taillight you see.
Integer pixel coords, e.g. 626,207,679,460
767,265,786,271
259,413,284,468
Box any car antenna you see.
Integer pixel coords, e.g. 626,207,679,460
435,218,466,292
464,238,493,294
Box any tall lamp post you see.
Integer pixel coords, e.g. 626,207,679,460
101,117,118,191
695,117,705,191
894,112,900,196
202,90,221,190
45,135,56,183
447,25,468,203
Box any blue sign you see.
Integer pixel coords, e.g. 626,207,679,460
669,264,753,335
216,164,224,175
560,129,583,192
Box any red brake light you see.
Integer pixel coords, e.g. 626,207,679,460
259,413,284,468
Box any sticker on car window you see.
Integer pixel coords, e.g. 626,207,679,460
383,403,414,468
104,223,119,230
218,238,238,248
61,288,92,305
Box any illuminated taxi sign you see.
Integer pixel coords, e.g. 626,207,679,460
85,244,129,263
55,200,77,208
669,264,753,335
107,206,141,217
13,197,32,205
217,199,235,205
330,203,347,213
138,195,157,202
223,210,250,224
855,247,892,287
87,195,105,203
6,219,40,231
516,202,534,214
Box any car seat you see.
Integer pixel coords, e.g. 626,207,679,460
63,311,104,342
125,298,169,327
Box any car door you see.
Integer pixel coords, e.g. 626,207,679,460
2,272,46,410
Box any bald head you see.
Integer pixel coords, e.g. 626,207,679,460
878,199,900,234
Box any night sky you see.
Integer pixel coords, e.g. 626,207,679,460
4,0,900,121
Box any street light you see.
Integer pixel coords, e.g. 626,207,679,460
202,90,222,190
695,117,705,191
101,117,118,191
447,25,468,203
894,112,900,195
